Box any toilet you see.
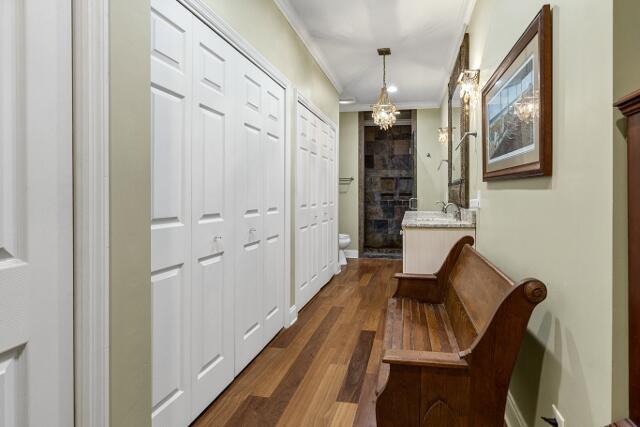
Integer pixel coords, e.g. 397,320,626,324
338,233,351,266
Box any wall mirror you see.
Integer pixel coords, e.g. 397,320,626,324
447,34,470,207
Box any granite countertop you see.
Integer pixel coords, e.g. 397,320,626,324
402,210,476,229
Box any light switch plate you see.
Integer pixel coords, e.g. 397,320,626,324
469,191,481,209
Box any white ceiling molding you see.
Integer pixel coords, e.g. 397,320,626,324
339,101,440,113
273,0,343,93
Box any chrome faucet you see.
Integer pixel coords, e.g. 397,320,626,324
444,202,461,220
435,201,446,213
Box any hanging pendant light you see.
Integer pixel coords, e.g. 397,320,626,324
371,48,398,130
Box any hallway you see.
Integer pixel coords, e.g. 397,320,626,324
192,259,401,426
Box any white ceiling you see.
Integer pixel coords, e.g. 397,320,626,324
274,0,476,112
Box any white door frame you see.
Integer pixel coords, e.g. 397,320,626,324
178,0,295,328
73,0,110,425
294,91,340,312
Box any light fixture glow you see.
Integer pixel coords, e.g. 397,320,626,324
371,48,397,130
438,127,449,145
387,85,398,93
458,69,480,106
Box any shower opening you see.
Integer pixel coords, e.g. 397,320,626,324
358,110,417,259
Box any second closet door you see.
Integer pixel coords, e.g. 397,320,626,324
295,103,337,311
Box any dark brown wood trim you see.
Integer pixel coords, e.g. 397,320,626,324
448,33,470,207
358,112,365,256
615,89,640,424
615,89,640,117
482,4,553,181
609,419,638,427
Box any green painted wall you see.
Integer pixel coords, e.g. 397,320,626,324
612,0,640,419
338,112,359,250
467,0,622,424
109,0,151,425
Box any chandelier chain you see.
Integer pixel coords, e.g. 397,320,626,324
382,54,386,86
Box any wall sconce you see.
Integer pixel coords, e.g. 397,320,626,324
438,127,448,144
458,69,480,106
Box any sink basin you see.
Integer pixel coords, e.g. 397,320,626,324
402,210,475,229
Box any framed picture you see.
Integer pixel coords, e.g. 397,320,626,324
482,4,552,180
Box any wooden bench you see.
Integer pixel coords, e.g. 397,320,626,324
376,236,547,426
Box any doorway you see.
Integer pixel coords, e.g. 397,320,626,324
358,110,417,258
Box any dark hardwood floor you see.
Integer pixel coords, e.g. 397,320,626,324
192,259,401,427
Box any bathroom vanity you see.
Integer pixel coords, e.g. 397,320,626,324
402,210,476,274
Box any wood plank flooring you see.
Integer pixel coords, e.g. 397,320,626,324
192,258,401,427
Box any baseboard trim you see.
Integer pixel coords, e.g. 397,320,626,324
287,305,298,328
505,391,527,427
344,249,359,259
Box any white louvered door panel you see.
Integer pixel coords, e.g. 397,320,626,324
0,0,72,425
189,16,236,419
150,1,192,425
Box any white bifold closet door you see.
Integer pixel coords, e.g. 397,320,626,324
233,52,286,373
189,14,236,417
150,1,285,425
295,102,337,311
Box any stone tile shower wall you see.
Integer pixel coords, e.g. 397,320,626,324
364,124,414,252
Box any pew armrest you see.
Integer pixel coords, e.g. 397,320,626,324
393,273,444,302
382,349,469,369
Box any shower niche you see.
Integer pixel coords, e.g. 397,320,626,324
359,110,416,258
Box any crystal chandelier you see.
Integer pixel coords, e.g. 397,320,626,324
371,48,398,130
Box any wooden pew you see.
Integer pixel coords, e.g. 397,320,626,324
376,236,547,426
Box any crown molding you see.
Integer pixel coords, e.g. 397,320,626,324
273,0,343,93
339,101,440,113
